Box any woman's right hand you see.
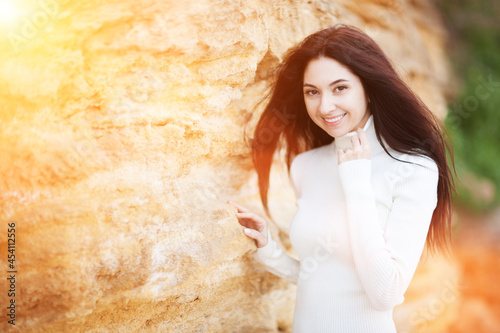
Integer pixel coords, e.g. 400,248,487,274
227,200,269,248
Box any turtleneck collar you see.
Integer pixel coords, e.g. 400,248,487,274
330,115,383,155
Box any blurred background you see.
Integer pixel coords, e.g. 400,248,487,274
439,0,500,212
437,0,500,332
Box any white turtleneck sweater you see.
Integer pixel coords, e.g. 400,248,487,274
254,115,439,332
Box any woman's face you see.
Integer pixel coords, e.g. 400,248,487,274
302,57,371,138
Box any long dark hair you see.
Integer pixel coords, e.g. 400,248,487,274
249,24,455,259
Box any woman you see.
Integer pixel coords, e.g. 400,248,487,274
228,24,454,332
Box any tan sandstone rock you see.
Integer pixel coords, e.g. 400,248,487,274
0,0,458,332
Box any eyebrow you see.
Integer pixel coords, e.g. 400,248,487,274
303,79,348,88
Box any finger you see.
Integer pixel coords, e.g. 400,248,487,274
351,134,361,149
243,228,268,247
235,212,266,230
227,200,251,213
236,212,264,222
357,128,369,148
337,149,346,164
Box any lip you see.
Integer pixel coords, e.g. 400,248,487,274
323,113,346,126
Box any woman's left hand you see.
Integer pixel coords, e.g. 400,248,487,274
338,128,371,164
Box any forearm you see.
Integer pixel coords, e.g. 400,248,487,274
253,229,300,284
338,159,437,310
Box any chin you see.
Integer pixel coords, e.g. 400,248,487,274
321,129,343,139
323,126,350,139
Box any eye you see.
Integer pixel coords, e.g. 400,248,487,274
304,89,319,96
334,85,348,92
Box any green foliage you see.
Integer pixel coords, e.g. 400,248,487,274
437,0,500,211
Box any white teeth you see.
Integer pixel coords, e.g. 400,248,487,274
324,114,345,123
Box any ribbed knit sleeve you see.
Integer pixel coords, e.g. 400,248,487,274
338,156,439,311
253,229,300,284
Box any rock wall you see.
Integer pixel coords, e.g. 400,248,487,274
0,0,457,332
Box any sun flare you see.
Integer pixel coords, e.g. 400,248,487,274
0,1,21,23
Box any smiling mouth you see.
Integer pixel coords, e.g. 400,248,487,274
324,113,346,125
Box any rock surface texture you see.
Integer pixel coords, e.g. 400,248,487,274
0,0,457,332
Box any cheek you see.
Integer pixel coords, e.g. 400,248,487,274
304,98,316,115
357,99,369,115
346,95,366,114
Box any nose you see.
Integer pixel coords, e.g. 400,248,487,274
318,93,336,115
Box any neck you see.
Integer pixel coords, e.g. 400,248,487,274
331,115,383,155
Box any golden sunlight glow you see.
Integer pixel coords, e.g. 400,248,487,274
0,1,21,23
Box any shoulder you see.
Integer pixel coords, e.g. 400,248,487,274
391,150,439,175
382,151,439,199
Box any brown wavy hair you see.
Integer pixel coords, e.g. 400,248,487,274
249,24,455,259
